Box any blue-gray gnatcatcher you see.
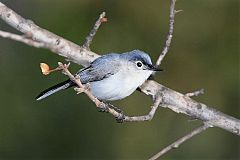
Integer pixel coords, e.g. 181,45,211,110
36,50,162,101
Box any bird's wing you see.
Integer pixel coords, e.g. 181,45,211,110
77,54,121,84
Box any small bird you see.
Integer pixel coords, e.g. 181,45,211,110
36,50,161,101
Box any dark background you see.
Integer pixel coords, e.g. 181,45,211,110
0,0,239,159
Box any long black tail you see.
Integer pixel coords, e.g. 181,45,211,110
36,79,75,101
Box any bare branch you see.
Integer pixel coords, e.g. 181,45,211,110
0,2,99,67
0,2,239,135
185,88,204,97
83,12,107,49
149,123,210,160
0,30,46,48
140,81,240,135
155,0,178,67
124,95,162,122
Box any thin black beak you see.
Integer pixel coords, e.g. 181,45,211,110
147,64,163,71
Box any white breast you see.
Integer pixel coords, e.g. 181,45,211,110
89,68,152,101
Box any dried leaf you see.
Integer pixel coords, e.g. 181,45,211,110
100,17,108,23
40,63,50,75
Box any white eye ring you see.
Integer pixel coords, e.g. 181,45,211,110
135,61,143,68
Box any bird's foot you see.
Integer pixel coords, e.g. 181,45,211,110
115,112,125,123
74,83,90,94
97,102,125,122
97,102,109,113
74,87,85,94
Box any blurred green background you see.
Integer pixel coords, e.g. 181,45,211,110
0,0,239,159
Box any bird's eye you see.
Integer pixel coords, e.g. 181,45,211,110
136,61,143,68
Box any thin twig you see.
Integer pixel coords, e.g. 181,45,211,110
185,88,204,97
155,0,179,67
124,95,162,122
149,123,210,160
0,30,46,48
82,12,107,49
57,62,104,108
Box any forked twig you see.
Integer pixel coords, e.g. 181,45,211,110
155,0,182,68
82,12,107,49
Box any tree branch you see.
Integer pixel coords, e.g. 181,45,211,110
0,30,46,48
155,0,182,67
0,2,99,67
149,123,210,160
140,81,240,135
0,2,239,136
124,95,162,122
82,11,107,50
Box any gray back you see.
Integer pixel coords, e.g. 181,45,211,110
77,53,121,84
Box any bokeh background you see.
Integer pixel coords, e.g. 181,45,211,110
0,0,239,159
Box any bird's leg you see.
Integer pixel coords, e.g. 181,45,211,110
115,113,125,123
97,102,109,113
